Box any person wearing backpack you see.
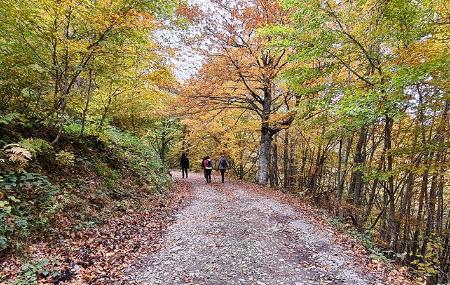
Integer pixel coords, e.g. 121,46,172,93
180,153,190,178
201,156,208,181
203,156,213,183
218,154,229,183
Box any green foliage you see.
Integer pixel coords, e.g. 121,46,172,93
94,161,119,189
63,123,84,136
412,237,443,279
19,138,52,156
328,217,390,262
55,150,75,167
13,259,50,285
101,127,171,193
0,113,26,126
0,172,58,252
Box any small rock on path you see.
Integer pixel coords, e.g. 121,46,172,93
132,172,385,285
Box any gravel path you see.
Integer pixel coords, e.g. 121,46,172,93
133,173,384,285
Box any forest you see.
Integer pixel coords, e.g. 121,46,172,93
0,0,449,284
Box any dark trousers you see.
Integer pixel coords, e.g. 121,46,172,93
220,169,226,183
182,167,188,178
205,169,212,183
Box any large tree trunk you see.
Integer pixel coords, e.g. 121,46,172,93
334,134,353,216
421,172,438,257
440,211,450,284
270,138,280,188
258,123,273,185
400,169,415,252
257,87,273,185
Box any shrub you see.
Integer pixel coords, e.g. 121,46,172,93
0,172,58,253
18,138,52,156
13,258,50,285
94,161,119,189
55,150,75,167
2,144,32,171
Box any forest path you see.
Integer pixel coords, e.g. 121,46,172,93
133,172,385,285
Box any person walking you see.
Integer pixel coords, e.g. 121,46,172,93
201,156,207,181
203,156,213,183
218,154,229,183
180,153,190,178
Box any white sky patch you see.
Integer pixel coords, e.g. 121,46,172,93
155,0,215,82
155,29,204,82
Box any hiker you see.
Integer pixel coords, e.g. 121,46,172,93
201,156,208,181
180,153,190,178
203,156,213,183
218,154,229,183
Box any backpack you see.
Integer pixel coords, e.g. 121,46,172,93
203,159,211,168
220,158,227,168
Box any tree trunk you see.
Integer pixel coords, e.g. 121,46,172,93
289,136,297,190
401,170,415,252
258,123,272,185
270,138,279,188
384,115,398,250
421,172,438,256
335,135,353,216
299,148,307,191
283,129,290,190
257,87,273,185
349,127,367,227
361,154,384,228
239,150,244,180
411,164,428,257
98,92,114,131
80,69,93,137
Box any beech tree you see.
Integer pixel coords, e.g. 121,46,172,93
179,0,295,185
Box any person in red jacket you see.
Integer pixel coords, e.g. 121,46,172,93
202,156,213,183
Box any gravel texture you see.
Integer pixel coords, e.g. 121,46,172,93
133,172,385,285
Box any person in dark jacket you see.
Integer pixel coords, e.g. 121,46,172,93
201,156,208,181
218,154,229,183
180,153,190,178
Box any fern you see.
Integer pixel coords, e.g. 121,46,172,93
0,113,25,126
19,138,52,155
2,144,33,171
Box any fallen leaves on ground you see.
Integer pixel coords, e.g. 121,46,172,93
1,179,192,285
227,180,419,285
